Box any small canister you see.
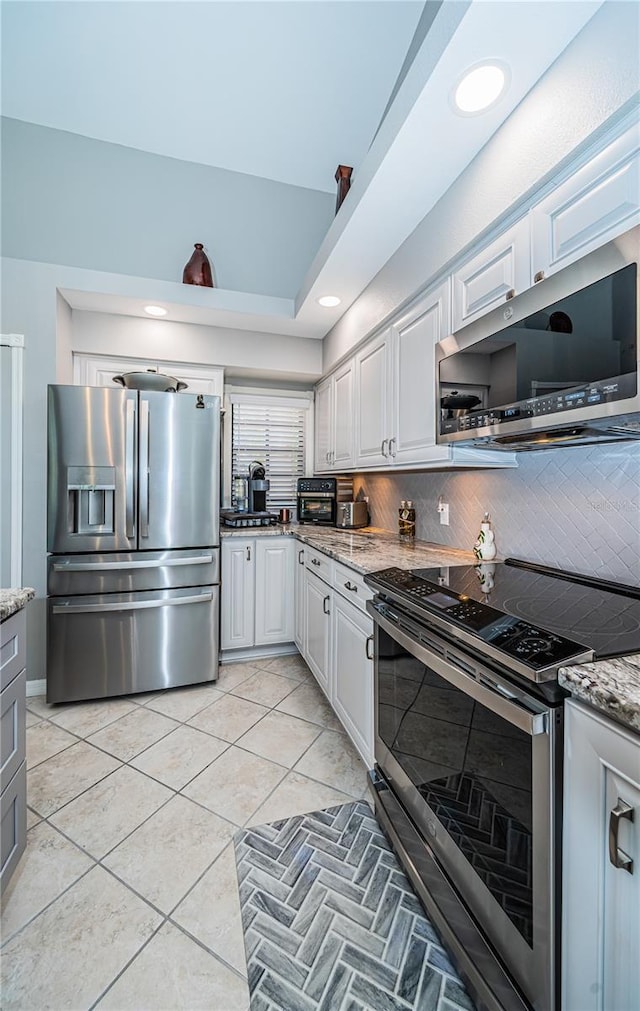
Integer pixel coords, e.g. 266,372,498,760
278,508,291,524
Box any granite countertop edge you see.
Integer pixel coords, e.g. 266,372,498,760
559,655,640,735
0,588,36,622
220,523,476,573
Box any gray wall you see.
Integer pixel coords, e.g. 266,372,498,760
1,117,334,299
324,1,640,371
355,442,640,585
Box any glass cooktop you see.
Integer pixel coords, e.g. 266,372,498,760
366,559,640,669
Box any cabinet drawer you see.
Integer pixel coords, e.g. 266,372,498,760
1,759,26,896
332,561,373,613
1,611,26,692
1,669,26,794
305,545,332,582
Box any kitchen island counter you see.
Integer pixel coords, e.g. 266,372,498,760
0,588,35,622
220,523,475,572
559,654,640,734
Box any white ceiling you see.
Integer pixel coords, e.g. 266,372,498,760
1,0,424,193
2,1,605,340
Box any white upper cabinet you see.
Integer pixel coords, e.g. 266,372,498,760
332,360,355,469
314,363,355,472
390,280,451,466
355,329,391,468
532,119,640,281
73,354,224,397
314,376,333,472
452,217,530,332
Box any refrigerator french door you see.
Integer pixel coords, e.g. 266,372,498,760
47,385,220,703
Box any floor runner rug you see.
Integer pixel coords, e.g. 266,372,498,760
234,800,476,1011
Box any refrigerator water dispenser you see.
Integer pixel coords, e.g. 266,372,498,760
66,466,116,535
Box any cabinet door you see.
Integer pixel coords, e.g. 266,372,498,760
331,594,373,766
355,330,391,468
73,354,224,395
304,570,331,695
563,700,640,1011
532,120,640,281
333,361,355,468
391,281,451,466
254,538,295,646
314,377,333,473
221,539,255,650
294,544,306,651
452,218,530,331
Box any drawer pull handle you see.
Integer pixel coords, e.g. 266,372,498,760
365,635,374,660
311,558,321,567
534,270,545,283
505,288,516,301
246,546,251,562
323,595,331,615
609,798,634,873
344,581,358,593
298,549,304,565
381,439,388,457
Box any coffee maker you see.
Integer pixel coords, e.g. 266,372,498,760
248,461,269,512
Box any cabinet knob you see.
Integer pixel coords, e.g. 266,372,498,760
505,288,516,301
609,798,634,873
534,270,545,283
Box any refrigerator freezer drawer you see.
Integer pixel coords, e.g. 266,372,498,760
47,586,219,703
48,548,220,596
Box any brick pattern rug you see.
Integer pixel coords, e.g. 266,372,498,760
234,801,475,1011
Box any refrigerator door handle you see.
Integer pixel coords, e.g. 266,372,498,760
51,591,213,614
139,399,150,538
125,399,136,538
52,554,214,572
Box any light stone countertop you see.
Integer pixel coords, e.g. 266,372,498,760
221,524,640,734
559,655,640,735
221,522,475,573
0,588,35,622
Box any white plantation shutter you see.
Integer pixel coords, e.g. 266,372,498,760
230,396,309,509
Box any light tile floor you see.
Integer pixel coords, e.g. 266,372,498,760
1,654,370,1010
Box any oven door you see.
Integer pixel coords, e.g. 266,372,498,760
370,600,560,1011
297,493,336,525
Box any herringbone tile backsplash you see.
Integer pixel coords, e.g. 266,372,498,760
354,443,640,585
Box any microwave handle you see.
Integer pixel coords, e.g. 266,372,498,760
370,606,548,738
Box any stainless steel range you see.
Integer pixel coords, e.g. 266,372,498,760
364,559,640,1011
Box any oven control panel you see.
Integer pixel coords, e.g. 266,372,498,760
366,567,587,669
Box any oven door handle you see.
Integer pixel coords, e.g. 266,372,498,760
371,607,549,737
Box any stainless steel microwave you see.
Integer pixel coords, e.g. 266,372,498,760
436,226,640,450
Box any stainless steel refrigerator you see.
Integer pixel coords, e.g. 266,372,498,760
46,384,220,704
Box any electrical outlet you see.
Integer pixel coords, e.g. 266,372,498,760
439,503,450,525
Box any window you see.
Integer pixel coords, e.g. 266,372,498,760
229,392,311,510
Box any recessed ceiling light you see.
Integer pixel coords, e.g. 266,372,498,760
453,62,508,114
317,295,341,308
144,305,168,317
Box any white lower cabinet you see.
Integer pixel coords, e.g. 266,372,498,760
563,699,640,1011
331,594,373,766
294,544,306,651
304,568,331,694
221,536,295,652
298,547,374,766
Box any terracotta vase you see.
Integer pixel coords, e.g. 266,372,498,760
182,243,214,287
335,165,353,215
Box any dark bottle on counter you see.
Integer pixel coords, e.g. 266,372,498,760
399,500,416,541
